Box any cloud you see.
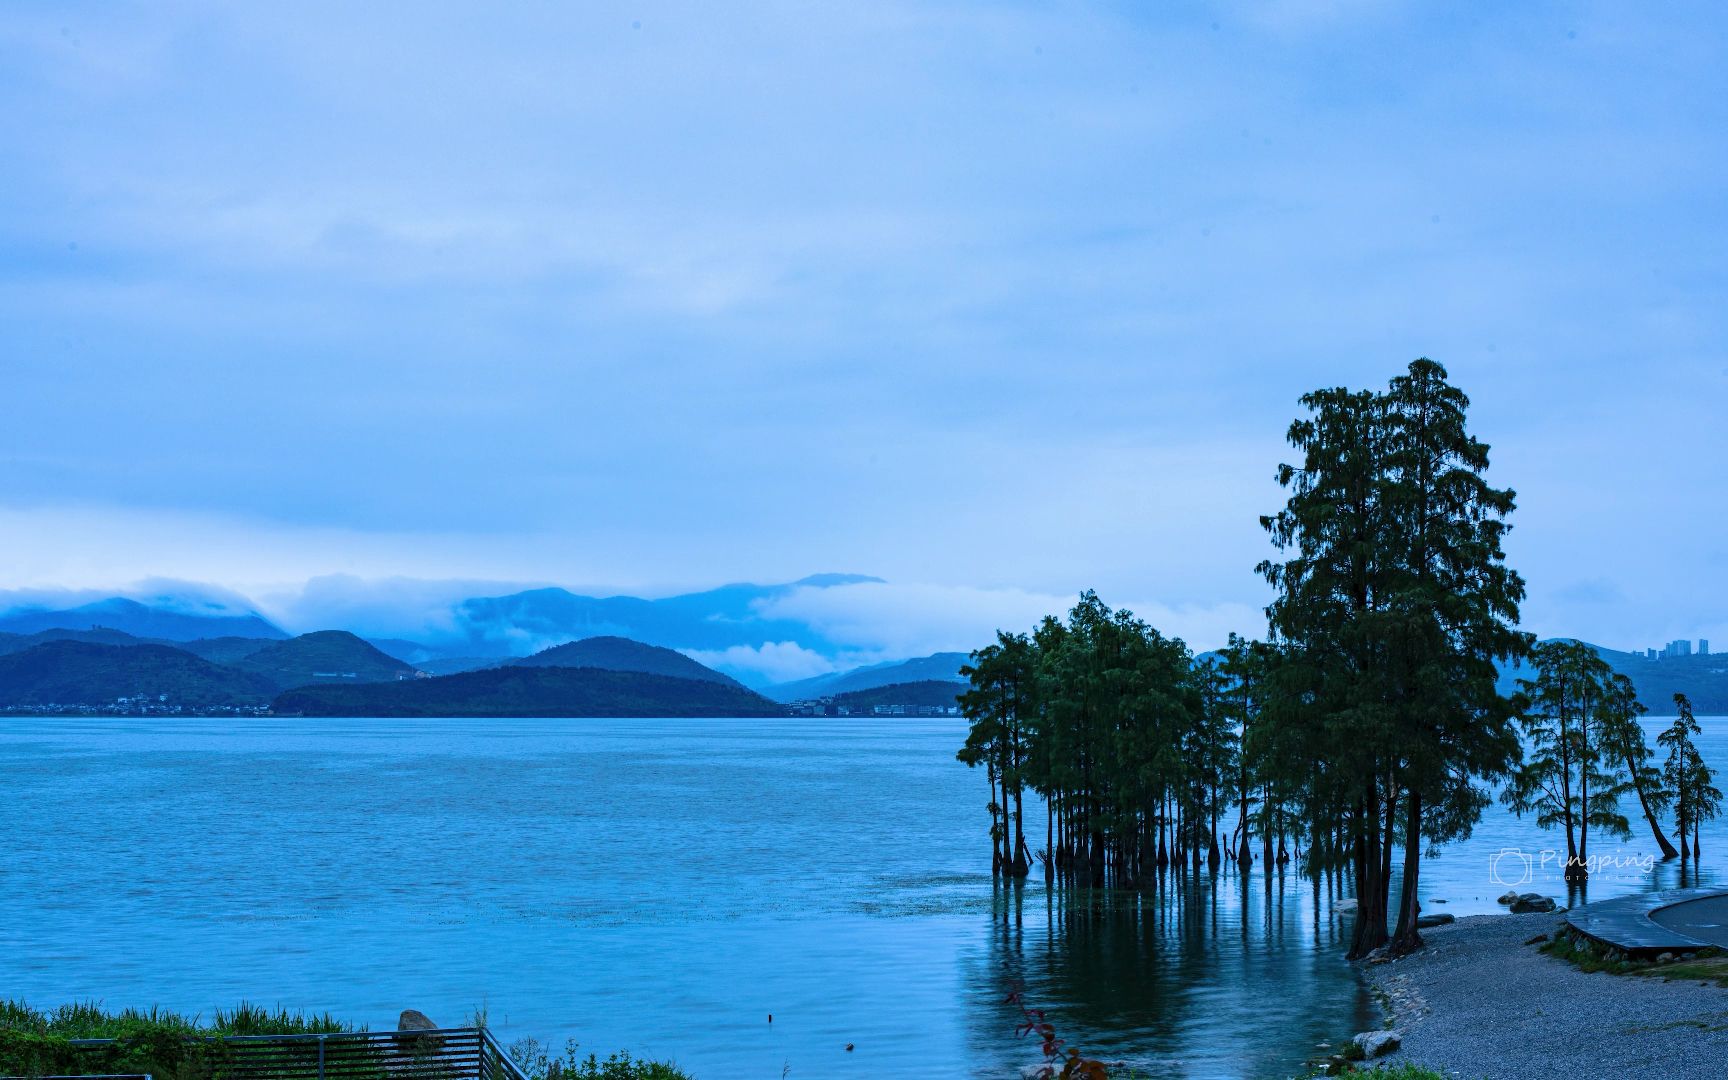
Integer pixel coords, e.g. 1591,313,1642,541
0,578,262,618
680,642,840,686
256,574,537,640
755,581,1264,657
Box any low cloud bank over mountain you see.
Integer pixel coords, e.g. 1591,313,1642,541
0,573,1258,687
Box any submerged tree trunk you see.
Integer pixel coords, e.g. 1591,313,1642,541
1389,789,1424,955
1011,778,1029,877
1350,790,1389,959
1045,798,1055,882
1626,755,1680,860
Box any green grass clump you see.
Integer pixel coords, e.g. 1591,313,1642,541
508,1038,691,1080
0,999,349,1039
0,999,351,1080
1540,931,1728,985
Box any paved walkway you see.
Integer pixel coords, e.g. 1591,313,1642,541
1563,886,1728,955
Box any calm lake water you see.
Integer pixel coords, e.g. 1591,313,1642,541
2,716,1723,1079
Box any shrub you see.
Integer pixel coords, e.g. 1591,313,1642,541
506,1038,690,1080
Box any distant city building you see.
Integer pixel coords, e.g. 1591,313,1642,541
1648,648,1658,660
1663,639,1693,659
1702,639,1711,656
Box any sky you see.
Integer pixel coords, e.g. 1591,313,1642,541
1,0,1724,661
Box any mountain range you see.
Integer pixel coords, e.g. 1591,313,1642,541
0,628,791,718
1,584,1723,716
0,575,888,684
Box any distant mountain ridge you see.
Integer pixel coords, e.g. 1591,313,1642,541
764,651,969,702
1501,640,1728,715
449,574,884,662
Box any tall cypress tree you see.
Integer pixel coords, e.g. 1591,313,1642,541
1260,360,1526,957
1260,386,1397,957
1379,358,1527,954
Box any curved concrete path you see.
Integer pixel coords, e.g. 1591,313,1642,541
1565,886,1728,955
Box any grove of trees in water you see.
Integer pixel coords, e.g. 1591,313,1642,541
958,358,1722,959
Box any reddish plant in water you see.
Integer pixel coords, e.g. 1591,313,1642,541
1005,988,1110,1080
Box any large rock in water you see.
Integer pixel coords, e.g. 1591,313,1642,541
1416,913,1455,928
396,1010,442,1055
1512,894,1556,913
1352,1030,1401,1059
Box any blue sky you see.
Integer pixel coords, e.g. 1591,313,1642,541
1,1,1724,664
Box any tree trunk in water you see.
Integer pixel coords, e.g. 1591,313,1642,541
1350,791,1389,959
1011,783,1029,877
1626,753,1681,859
1563,820,1587,884
1389,789,1424,955
1045,798,1055,882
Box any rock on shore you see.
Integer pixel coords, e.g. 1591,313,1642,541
1363,913,1728,1080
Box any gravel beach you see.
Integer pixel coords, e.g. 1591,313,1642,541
1362,912,1728,1080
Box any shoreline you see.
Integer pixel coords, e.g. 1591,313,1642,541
1360,912,1728,1079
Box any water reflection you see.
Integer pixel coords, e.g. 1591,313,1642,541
964,869,1375,1080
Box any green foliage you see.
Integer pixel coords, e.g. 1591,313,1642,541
273,665,786,717
0,999,349,1080
506,1038,691,1080
1256,358,1528,955
1660,694,1724,856
959,594,1213,886
1502,641,1637,878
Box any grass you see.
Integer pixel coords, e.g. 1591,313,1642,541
3,1001,692,1080
1539,930,1728,985
0,1000,352,1080
0,999,349,1038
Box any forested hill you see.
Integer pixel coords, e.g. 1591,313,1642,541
830,680,966,712
229,631,414,691
0,641,277,707
272,665,786,717
1497,642,1728,715
513,636,744,687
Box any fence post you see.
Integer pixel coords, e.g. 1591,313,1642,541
317,1035,325,1080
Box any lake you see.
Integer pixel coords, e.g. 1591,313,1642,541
1,716,1722,1079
